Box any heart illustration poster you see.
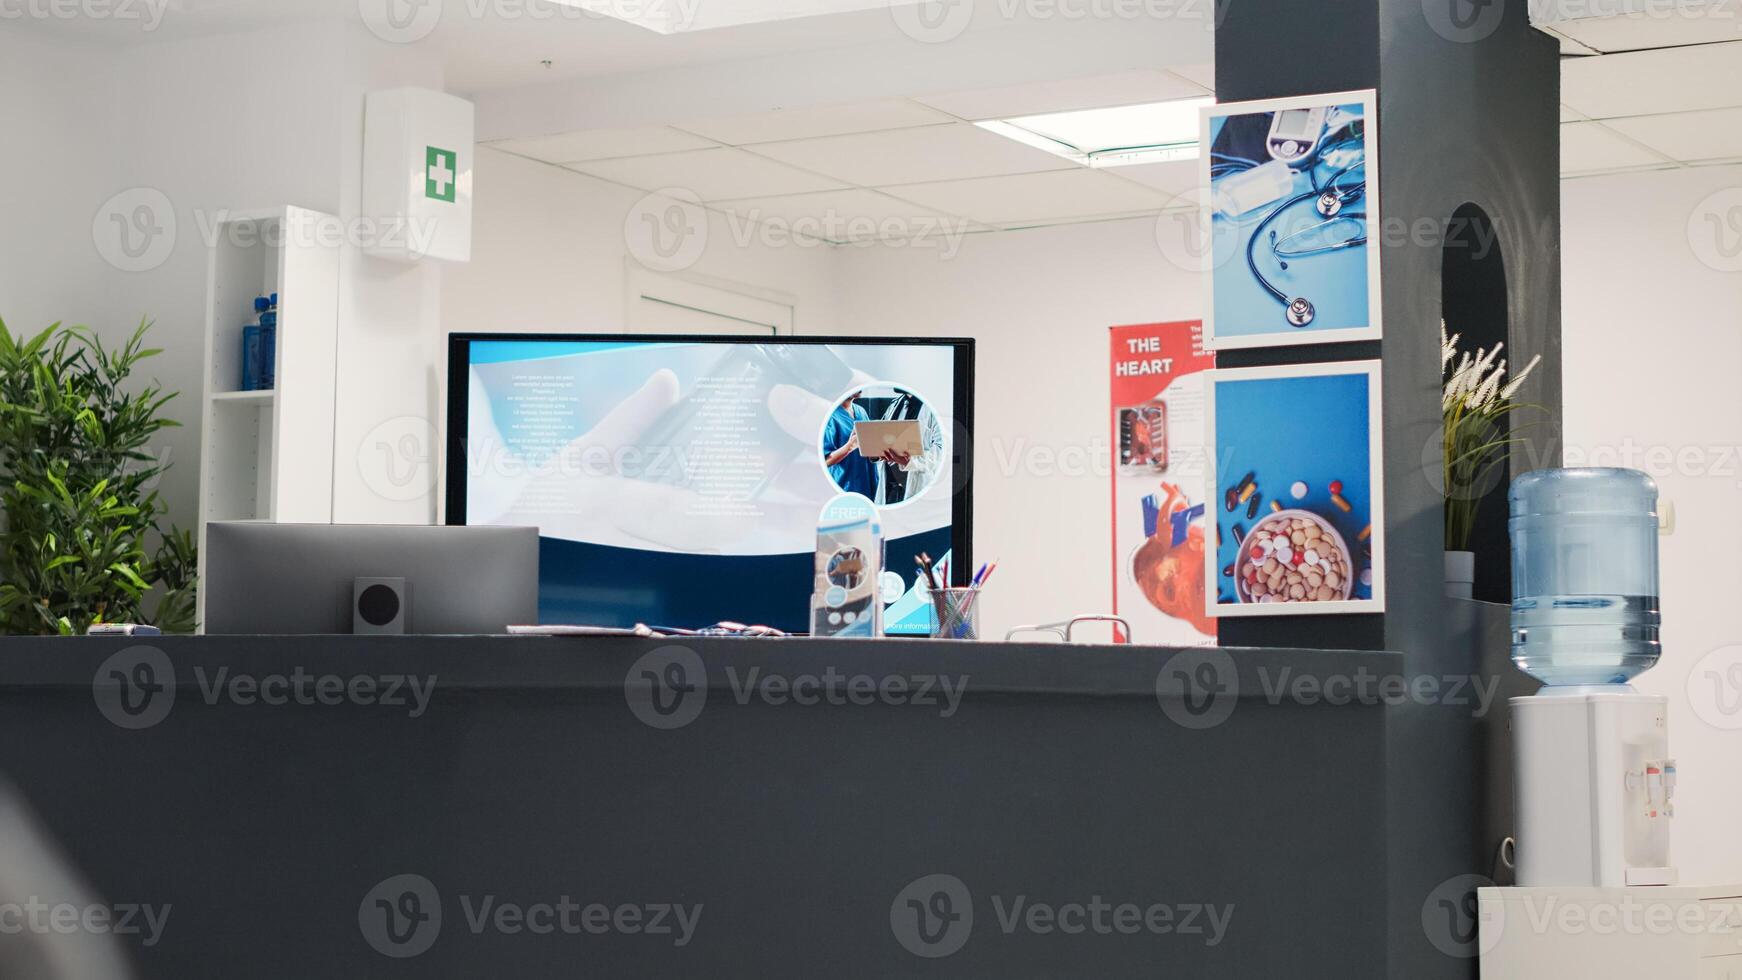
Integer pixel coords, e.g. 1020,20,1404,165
1110,321,1217,645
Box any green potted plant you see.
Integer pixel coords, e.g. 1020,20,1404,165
1441,323,1540,599
0,318,196,634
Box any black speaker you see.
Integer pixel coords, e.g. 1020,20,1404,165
352,577,405,635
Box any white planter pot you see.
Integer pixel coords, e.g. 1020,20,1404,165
1445,550,1475,599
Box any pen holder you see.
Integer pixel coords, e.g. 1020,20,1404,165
927,587,981,640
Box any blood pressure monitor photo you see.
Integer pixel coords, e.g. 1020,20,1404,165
1266,106,1328,164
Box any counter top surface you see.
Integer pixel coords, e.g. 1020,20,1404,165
0,634,1401,696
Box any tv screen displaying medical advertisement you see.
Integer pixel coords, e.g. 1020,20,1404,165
446,334,972,634
1109,321,1217,645
1199,89,1381,350
1203,360,1385,617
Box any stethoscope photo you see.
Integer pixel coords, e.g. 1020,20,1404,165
1212,118,1367,329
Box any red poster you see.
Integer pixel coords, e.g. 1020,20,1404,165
1110,321,1217,645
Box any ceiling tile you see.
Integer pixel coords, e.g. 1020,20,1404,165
1605,107,1742,162
1105,159,1197,197
676,100,956,145
1562,42,1742,119
747,123,1073,186
487,127,716,164
1560,121,1674,173
914,70,1206,121
882,169,1169,225
567,147,846,201
1168,63,1215,93
712,188,983,243
1550,12,1742,54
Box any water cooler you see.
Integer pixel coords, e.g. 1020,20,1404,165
1508,468,1677,887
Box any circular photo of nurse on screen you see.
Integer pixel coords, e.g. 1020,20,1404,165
819,385,944,506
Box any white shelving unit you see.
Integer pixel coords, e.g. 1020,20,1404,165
196,206,341,627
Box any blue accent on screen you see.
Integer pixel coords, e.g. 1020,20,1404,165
539,528,951,633
467,339,666,364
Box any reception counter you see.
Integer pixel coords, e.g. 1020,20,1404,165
0,636,1400,979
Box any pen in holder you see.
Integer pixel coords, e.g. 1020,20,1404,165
928,587,982,640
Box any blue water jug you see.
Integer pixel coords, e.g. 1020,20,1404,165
1509,468,1661,686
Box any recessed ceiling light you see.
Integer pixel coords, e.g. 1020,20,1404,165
976,97,1212,168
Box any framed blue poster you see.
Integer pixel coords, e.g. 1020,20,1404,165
1199,89,1382,350
1204,360,1385,617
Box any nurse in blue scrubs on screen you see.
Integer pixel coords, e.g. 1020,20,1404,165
822,392,876,497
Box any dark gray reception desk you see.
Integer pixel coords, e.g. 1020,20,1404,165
0,636,1400,979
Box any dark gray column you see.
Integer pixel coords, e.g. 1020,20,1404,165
1215,1,1561,976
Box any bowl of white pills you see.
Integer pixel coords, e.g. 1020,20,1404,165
1234,509,1354,604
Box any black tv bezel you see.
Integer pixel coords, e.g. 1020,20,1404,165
444,332,975,587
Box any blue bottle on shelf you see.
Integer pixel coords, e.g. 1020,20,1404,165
258,293,278,390
240,319,262,391
1509,467,1662,686
240,295,268,391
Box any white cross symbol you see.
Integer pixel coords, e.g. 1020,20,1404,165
428,153,454,198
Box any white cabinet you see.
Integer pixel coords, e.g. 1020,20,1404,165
195,206,340,627
1480,885,1742,979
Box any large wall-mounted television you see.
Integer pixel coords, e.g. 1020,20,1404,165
446,333,973,634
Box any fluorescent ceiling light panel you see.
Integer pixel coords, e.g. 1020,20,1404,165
544,0,924,33
976,98,1212,168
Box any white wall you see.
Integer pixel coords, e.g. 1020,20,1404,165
1563,164,1742,885
0,32,112,334
0,20,449,533
443,146,839,335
